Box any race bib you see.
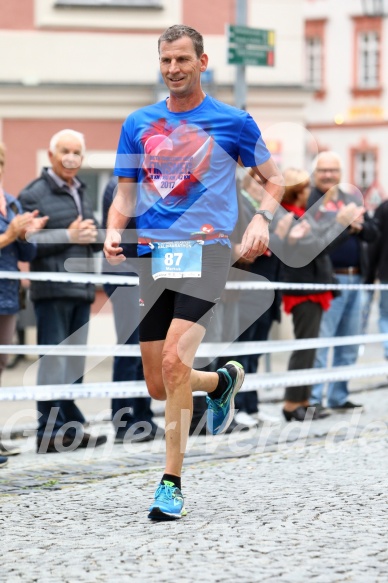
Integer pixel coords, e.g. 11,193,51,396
151,241,203,280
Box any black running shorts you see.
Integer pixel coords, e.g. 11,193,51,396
138,243,232,342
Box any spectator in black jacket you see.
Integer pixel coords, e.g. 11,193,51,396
19,129,107,453
232,170,282,426
366,199,388,360
102,176,161,442
307,151,379,411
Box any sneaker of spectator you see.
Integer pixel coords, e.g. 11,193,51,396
115,420,163,444
255,410,282,425
329,401,364,412
36,432,107,454
0,442,21,456
228,418,252,433
0,455,8,467
309,403,331,419
189,415,251,436
234,411,258,427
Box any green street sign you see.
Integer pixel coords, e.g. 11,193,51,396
227,24,275,67
228,47,274,67
228,25,272,45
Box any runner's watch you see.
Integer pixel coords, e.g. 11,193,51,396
255,210,274,224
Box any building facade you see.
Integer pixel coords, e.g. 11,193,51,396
304,0,388,208
0,0,309,215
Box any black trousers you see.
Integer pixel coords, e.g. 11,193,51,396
284,300,323,403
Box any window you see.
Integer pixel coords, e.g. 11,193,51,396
354,150,377,191
38,0,171,30
55,0,162,7
358,31,380,88
306,36,322,89
77,169,112,222
352,16,382,96
305,20,326,97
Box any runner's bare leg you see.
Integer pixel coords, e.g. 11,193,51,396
141,318,218,476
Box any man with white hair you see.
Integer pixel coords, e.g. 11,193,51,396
19,129,107,453
308,151,379,411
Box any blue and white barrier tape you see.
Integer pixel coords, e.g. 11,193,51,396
0,362,387,401
1,271,388,291
1,271,387,401
1,333,388,357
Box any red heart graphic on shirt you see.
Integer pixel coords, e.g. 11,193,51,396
143,124,213,199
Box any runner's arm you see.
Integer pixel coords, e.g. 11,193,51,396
240,158,284,259
104,177,137,264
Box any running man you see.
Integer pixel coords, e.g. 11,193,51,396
104,25,283,521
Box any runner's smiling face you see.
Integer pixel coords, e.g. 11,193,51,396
159,36,208,99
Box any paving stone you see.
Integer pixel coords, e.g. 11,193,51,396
1,388,388,580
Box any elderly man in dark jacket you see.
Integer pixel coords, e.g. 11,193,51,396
307,151,379,411
19,129,107,453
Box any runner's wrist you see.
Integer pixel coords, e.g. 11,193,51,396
254,210,273,224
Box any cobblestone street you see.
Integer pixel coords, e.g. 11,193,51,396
1,385,387,582
3,0,388,579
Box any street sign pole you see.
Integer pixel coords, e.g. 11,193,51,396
235,0,247,110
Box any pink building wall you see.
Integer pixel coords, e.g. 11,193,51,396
0,0,239,195
2,119,122,196
183,0,236,34
0,0,34,30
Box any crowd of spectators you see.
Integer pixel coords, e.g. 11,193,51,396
0,132,385,466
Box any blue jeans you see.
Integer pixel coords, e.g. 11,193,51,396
104,284,153,430
310,274,362,408
379,289,388,359
34,299,90,439
361,289,374,334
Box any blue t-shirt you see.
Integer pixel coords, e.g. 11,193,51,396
114,95,271,255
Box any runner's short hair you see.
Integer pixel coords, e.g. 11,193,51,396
158,25,204,58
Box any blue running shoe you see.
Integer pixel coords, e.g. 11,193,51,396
0,455,8,468
206,361,245,435
148,481,187,521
